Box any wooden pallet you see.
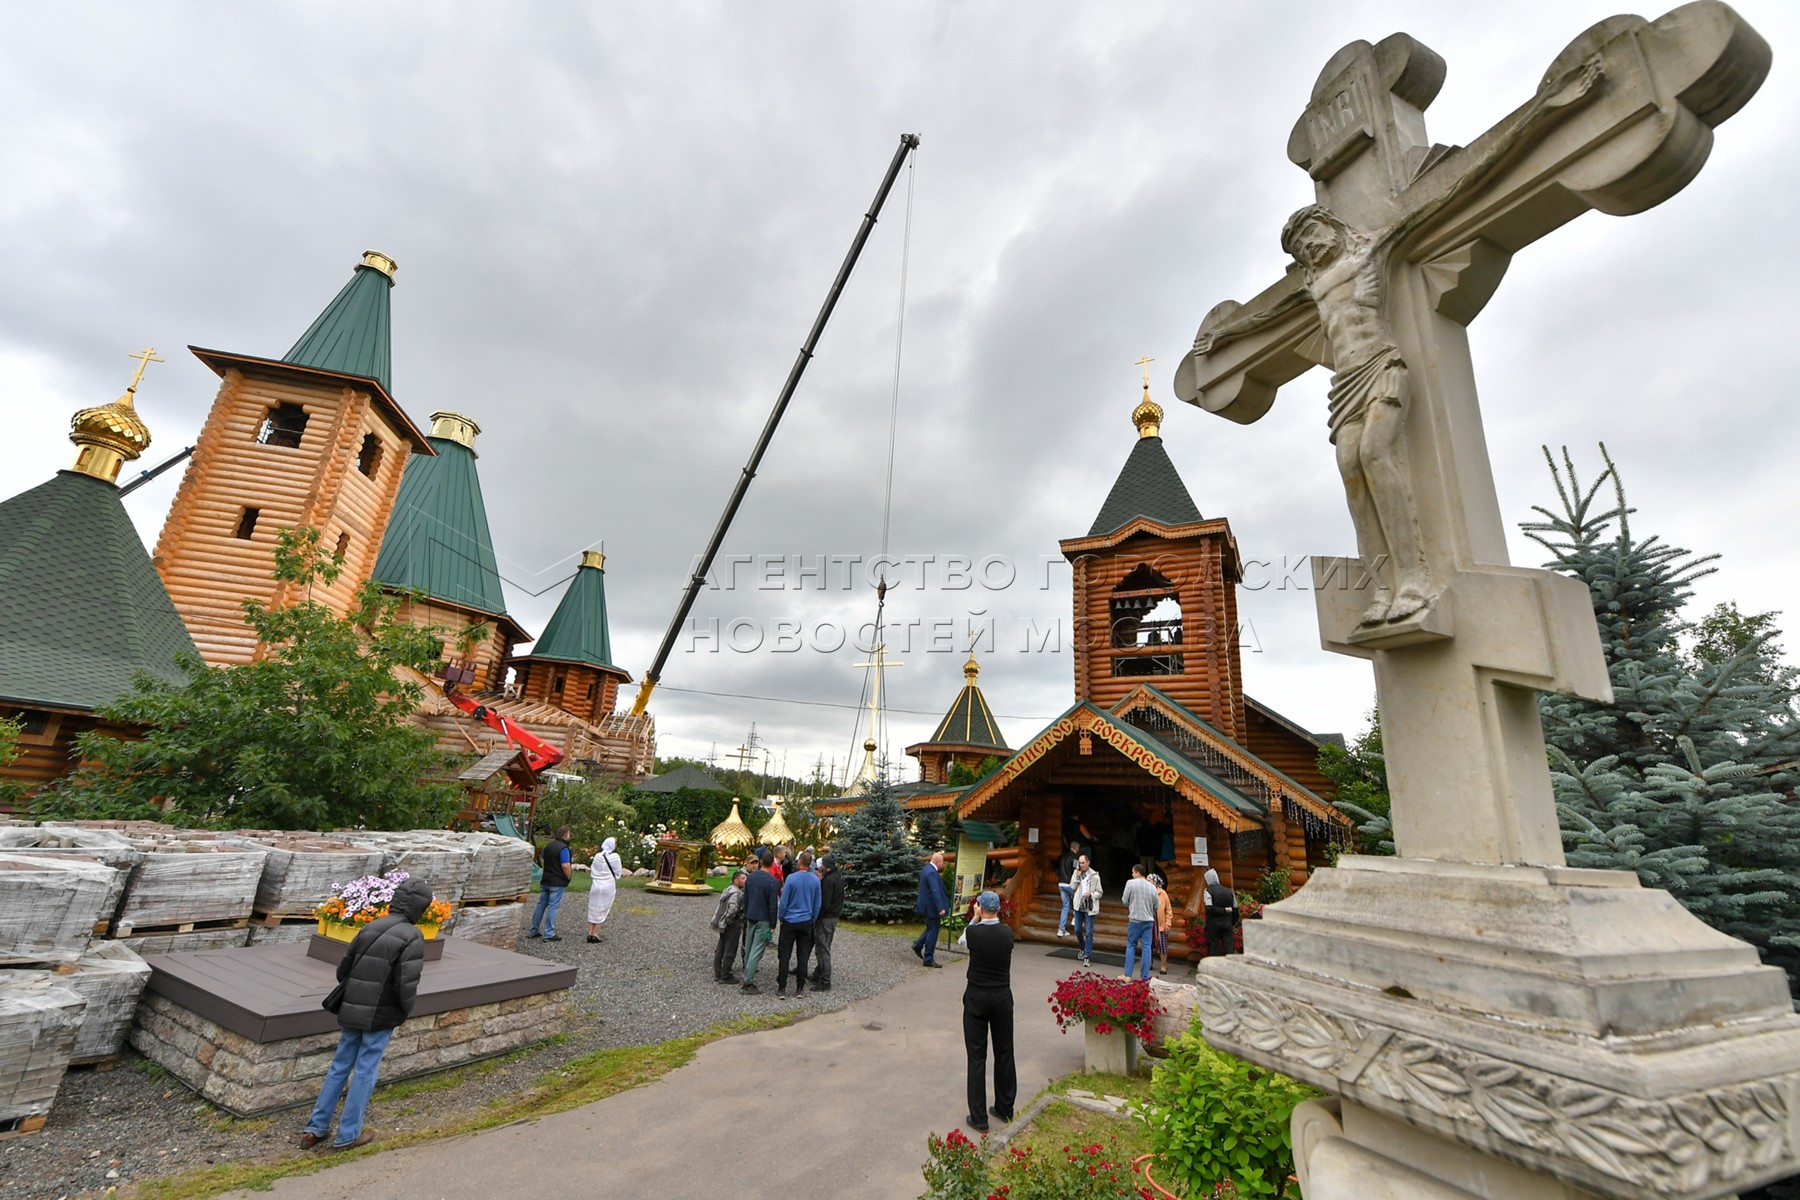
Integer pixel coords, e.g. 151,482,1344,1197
459,893,527,908
92,919,111,937
69,1055,118,1072
111,915,250,938
0,1114,47,1140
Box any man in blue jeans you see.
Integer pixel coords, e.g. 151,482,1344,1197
1120,863,1159,980
528,825,573,941
300,876,432,1151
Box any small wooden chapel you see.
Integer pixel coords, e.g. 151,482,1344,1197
956,382,1351,956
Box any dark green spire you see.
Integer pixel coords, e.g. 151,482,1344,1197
282,251,396,391
370,413,510,618
927,655,1007,749
1088,434,1203,536
528,551,617,669
0,472,197,710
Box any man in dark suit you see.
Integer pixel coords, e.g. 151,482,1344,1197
912,850,950,968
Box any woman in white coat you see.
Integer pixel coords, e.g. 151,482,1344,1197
586,837,623,944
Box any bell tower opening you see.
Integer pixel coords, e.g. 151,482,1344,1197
1110,563,1184,678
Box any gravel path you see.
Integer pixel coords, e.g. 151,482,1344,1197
0,887,928,1200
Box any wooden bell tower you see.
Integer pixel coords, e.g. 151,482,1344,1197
1058,375,1246,739
153,252,432,664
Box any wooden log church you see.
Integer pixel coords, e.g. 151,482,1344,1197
953,383,1350,957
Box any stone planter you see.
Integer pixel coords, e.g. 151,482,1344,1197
1082,1021,1140,1076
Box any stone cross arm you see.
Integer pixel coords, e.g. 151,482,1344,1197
1174,1,1771,423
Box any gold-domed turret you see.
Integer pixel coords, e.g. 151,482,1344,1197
963,652,981,684
429,411,480,450
1131,353,1162,439
71,346,159,483
709,799,756,854
757,797,796,847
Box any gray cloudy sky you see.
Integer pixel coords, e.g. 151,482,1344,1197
4,1,1795,782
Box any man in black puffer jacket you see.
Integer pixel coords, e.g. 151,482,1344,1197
300,877,433,1151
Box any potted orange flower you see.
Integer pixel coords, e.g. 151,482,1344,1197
314,870,452,941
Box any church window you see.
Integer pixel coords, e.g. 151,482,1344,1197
335,532,351,558
256,403,310,448
356,433,383,477
585,681,598,703
1110,562,1185,678
551,671,566,699
234,507,261,540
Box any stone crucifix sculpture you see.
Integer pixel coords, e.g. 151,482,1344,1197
1174,3,1769,867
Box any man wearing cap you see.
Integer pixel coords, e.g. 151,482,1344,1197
960,890,1016,1135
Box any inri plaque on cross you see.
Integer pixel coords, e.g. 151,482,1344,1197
1174,3,1769,866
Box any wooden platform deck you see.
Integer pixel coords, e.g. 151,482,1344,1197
144,939,576,1043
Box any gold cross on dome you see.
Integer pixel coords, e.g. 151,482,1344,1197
1134,354,1155,388
125,346,164,394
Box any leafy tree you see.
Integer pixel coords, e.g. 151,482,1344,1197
533,775,637,855
1527,446,1800,1002
629,785,737,839
1317,710,1391,855
945,755,1005,787
0,715,24,812
835,769,921,921
37,527,459,831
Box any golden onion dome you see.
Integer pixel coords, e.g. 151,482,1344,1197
709,799,756,850
757,798,795,847
1132,384,1164,440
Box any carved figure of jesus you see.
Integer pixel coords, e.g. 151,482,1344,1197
1192,56,1604,626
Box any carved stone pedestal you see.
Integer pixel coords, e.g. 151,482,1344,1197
1196,857,1800,1200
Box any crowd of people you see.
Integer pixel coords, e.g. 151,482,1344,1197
708,843,846,995
1055,838,1186,977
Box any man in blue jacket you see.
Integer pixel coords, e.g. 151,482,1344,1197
775,850,822,996
739,856,781,995
913,850,950,968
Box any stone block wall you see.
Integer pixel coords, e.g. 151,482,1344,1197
130,988,569,1116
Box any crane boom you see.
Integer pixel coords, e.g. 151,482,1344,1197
628,133,921,717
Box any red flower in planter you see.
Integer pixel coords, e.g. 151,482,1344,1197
1046,971,1164,1042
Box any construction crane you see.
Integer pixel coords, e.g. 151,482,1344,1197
627,133,921,717
439,665,566,773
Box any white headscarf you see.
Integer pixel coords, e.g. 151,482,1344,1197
1204,867,1221,887
601,837,617,855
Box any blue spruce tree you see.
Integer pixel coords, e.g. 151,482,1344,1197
1526,445,1800,1004
835,767,922,922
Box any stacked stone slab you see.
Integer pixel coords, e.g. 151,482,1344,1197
16,942,152,1064
0,855,118,965
237,832,386,915
358,832,474,904
0,975,85,1130
108,832,266,935
447,901,525,949
446,832,532,900
132,987,571,1116
0,827,141,932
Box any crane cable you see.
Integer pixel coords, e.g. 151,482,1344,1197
849,148,917,781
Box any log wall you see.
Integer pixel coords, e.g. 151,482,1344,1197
0,709,145,807
153,368,415,665
513,661,625,723
1241,704,1338,802
1067,529,1244,739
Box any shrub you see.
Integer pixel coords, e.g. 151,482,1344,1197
1143,1025,1316,1198
921,1128,989,1200
919,1129,1152,1200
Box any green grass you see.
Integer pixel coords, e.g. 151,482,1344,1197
134,1013,795,1200
1048,1069,1157,1104
838,917,927,939
998,1098,1155,1163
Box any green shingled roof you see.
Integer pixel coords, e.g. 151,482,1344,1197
525,558,617,670
927,674,1007,750
282,259,394,392
0,472,197,710
1087,435,1202,537
370,436,511,619
633,764,730,794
